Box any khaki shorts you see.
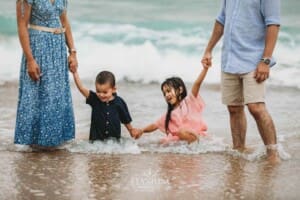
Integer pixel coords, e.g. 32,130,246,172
221,71,265,105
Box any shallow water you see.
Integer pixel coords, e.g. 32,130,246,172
0,82,300,199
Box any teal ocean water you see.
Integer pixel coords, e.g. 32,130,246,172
0,0,300,87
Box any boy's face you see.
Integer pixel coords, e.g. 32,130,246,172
95,82,116,102
162,85,179,106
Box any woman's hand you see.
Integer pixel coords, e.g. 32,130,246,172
68,53,78,73
27,59,41,81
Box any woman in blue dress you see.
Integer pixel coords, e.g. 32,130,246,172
15,0,77,147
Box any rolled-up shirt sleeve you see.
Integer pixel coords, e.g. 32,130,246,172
216,0,226,25
261,0,281,26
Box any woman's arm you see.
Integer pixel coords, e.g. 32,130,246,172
16,1,41,81
72,72,89,98
60,11,78,73
191,68,208,97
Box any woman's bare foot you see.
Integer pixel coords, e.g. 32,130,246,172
30,144,57,152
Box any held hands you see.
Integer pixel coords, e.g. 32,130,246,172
27,59,41,81
68,53,78,73
201,51,212,69
130,128,143,139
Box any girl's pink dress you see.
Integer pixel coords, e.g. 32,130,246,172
155,93,207,142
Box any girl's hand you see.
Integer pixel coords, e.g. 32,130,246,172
130,128,143,139
68,53,78,73
201,52,212,69
27,59,41,81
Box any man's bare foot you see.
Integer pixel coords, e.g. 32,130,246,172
267,149,281,164
233,146,254,154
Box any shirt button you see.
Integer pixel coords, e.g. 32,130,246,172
107,103,110,106
107,112,109,115
106,121,109,125
105,131,109,134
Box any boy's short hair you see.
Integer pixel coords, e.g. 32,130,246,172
95,71,116,87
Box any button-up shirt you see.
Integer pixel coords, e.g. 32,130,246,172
216,0,280,74
86,91,132,141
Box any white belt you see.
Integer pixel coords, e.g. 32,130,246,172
28,24,66,34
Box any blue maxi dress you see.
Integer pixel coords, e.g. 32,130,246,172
14,0,75,146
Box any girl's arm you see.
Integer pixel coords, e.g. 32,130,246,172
73,72,89,98
142,123,158,133
16,1,41,81
60,11,78,73
131,123,158,139
191,68,208,97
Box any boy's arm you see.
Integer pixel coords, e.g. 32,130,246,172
125,123,141,139
73,72,89,98
191,68,208,97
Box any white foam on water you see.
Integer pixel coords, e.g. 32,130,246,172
64,138,141,154
226,143,291,162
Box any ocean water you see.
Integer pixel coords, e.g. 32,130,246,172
1,0,300,87
0,1,300,199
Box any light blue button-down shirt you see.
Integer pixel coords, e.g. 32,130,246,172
216,0,280,74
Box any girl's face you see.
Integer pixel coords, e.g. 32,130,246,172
162,84,180,107
95,82,116,102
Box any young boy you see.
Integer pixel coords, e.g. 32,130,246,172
72,70,139,142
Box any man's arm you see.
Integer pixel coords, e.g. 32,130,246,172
201,21,224,68
254,25,280,83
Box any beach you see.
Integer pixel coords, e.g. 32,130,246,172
0,82,300,199
1,0,300,199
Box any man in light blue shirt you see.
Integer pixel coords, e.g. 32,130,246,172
202,0,280,163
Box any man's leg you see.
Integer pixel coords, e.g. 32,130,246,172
247,103,279,162
242,70,279,162
227,105,247,151
221,72,246,151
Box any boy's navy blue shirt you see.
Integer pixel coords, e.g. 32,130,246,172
86,91,132,141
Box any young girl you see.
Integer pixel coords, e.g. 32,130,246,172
134,67,209,144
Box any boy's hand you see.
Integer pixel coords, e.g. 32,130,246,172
130,128,143,139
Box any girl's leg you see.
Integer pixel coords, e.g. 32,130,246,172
177,130,199,144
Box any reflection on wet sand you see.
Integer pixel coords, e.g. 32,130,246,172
223,157,247,199
13,151,74,200
0,150,299,199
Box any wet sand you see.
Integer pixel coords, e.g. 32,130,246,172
0,81,300,199
0,151,299,200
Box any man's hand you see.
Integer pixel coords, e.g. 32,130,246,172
254,62,270,83
201,51,212,69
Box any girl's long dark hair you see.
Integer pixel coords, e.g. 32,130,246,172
161,77,187,134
